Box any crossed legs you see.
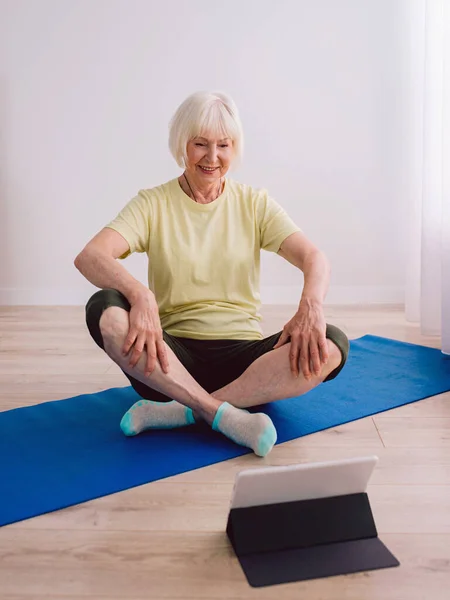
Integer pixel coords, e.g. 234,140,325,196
97,306,343,456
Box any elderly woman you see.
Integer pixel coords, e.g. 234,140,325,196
75,91,349,457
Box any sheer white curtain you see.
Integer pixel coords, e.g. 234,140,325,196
406,0,450,354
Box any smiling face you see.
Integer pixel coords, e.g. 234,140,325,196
184,135,235,185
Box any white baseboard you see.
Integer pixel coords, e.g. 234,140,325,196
0,285,405,306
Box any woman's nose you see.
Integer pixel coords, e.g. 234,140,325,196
206,145,218,163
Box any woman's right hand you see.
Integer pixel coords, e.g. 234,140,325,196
122,291,170,377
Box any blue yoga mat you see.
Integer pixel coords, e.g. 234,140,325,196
1,335,449,527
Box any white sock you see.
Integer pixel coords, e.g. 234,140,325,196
212,402,277,457
120,400,195,436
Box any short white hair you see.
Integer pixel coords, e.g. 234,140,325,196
169,91,244,169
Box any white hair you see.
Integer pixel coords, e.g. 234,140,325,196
168,91,244,169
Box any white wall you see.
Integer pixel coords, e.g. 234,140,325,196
0,0,423,305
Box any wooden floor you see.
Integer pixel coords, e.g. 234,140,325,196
0,305,449,599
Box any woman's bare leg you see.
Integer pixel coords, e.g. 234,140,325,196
99,306,220,424
211,340,342,408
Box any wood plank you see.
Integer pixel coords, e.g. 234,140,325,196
0,358,111,375
172,445,450,485
374,417,450,448
0,374,128,410
376,392,450,418
0,531,449,599
282,417,383,447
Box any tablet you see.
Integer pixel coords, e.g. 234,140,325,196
230,455,379,509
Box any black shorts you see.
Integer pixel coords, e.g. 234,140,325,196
85,289,349,403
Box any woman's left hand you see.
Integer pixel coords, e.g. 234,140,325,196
273,299,329,380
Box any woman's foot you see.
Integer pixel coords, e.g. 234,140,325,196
212,402,277,457
120,399,195,435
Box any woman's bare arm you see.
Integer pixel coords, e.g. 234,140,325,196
74,228,148,303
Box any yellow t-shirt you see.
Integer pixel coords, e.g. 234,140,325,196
106,177,300,340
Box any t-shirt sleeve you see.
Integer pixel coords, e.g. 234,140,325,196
257,190,302,252
105,190,151,259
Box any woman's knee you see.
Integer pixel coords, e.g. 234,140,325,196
85,288,131,350
99,306,129,340
323,324,349,382
326,339,342,368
